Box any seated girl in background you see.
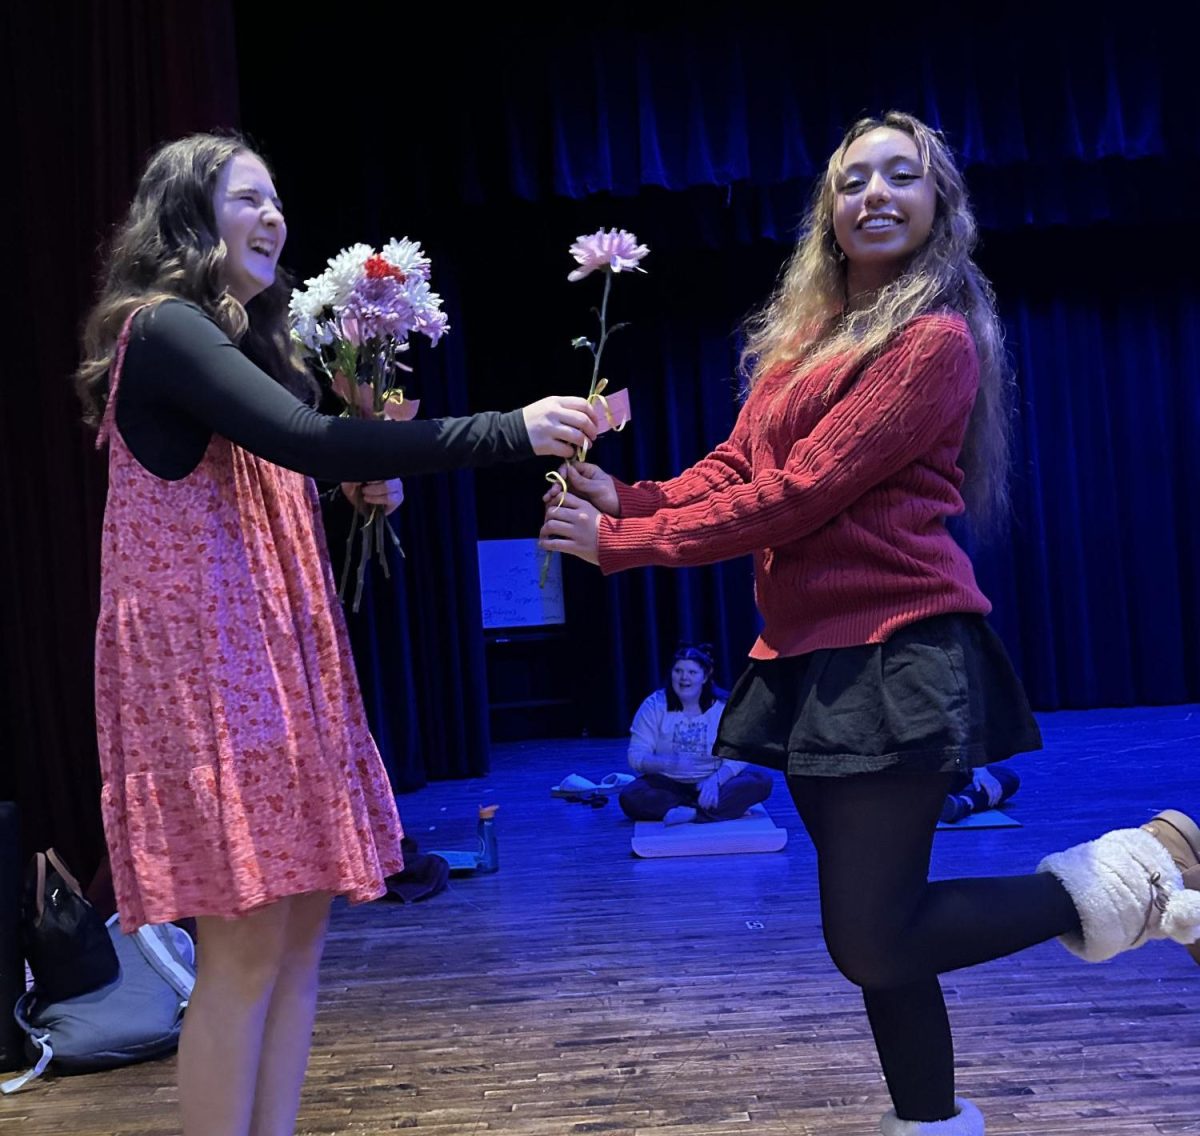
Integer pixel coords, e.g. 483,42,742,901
620,644,773,825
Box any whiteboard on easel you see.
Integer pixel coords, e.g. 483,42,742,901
477,539,565,628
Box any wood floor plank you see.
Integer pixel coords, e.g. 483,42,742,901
6,705,1199,1134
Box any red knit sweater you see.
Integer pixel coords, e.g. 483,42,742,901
597,312,992,659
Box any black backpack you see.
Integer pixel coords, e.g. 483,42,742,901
21,849,119,1002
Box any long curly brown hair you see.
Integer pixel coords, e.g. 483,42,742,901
739,111,1014,533
76,132,312,427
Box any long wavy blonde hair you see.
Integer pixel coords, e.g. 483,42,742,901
76,132,311,427
739,111,1013,532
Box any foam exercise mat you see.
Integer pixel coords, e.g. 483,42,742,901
936,809,1021,831
632,804,788,858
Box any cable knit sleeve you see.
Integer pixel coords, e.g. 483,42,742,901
597,315,978,573
612,401,755,518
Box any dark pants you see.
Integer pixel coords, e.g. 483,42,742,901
618,768,773,822
788,770,1080,1123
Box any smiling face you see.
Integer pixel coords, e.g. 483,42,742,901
831,126,937,294
671,659,708,705
212,150,286,305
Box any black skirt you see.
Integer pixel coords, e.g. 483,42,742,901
713,613,1042,778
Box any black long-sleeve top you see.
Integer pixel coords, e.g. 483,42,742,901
114,300,532,482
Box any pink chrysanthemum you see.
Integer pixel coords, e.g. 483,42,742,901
567,228,649,282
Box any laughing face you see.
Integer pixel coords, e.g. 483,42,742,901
831,126,937,293
213,150,286,305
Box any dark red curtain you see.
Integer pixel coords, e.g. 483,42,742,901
1,1,241,877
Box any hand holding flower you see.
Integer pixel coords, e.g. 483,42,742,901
541,461,620,517
539,227,647,585
290,237,444,611
342,479,405,516
522,397,602,459
538,491,602,566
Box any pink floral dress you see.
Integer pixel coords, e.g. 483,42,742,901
94,309,404,931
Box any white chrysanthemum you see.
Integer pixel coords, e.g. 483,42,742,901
323,243,374,306
308,273,340,313
381,237,432,281
289,277,331,321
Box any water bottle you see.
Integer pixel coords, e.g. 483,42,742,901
475,805,499,873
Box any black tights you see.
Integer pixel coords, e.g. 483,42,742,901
788,771,1081,1122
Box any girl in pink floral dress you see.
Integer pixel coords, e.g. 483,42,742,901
76,133,598,1136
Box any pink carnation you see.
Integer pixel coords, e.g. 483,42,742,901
567,228,649,282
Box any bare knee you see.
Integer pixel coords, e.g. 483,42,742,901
196,905,292,1001
197,893,331,997
280,892,332,974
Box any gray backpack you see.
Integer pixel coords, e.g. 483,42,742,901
1,915,195,1093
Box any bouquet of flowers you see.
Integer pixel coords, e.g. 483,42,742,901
540,227,647,586
289,238,448,611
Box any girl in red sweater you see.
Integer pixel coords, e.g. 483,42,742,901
540,111,1200,1135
